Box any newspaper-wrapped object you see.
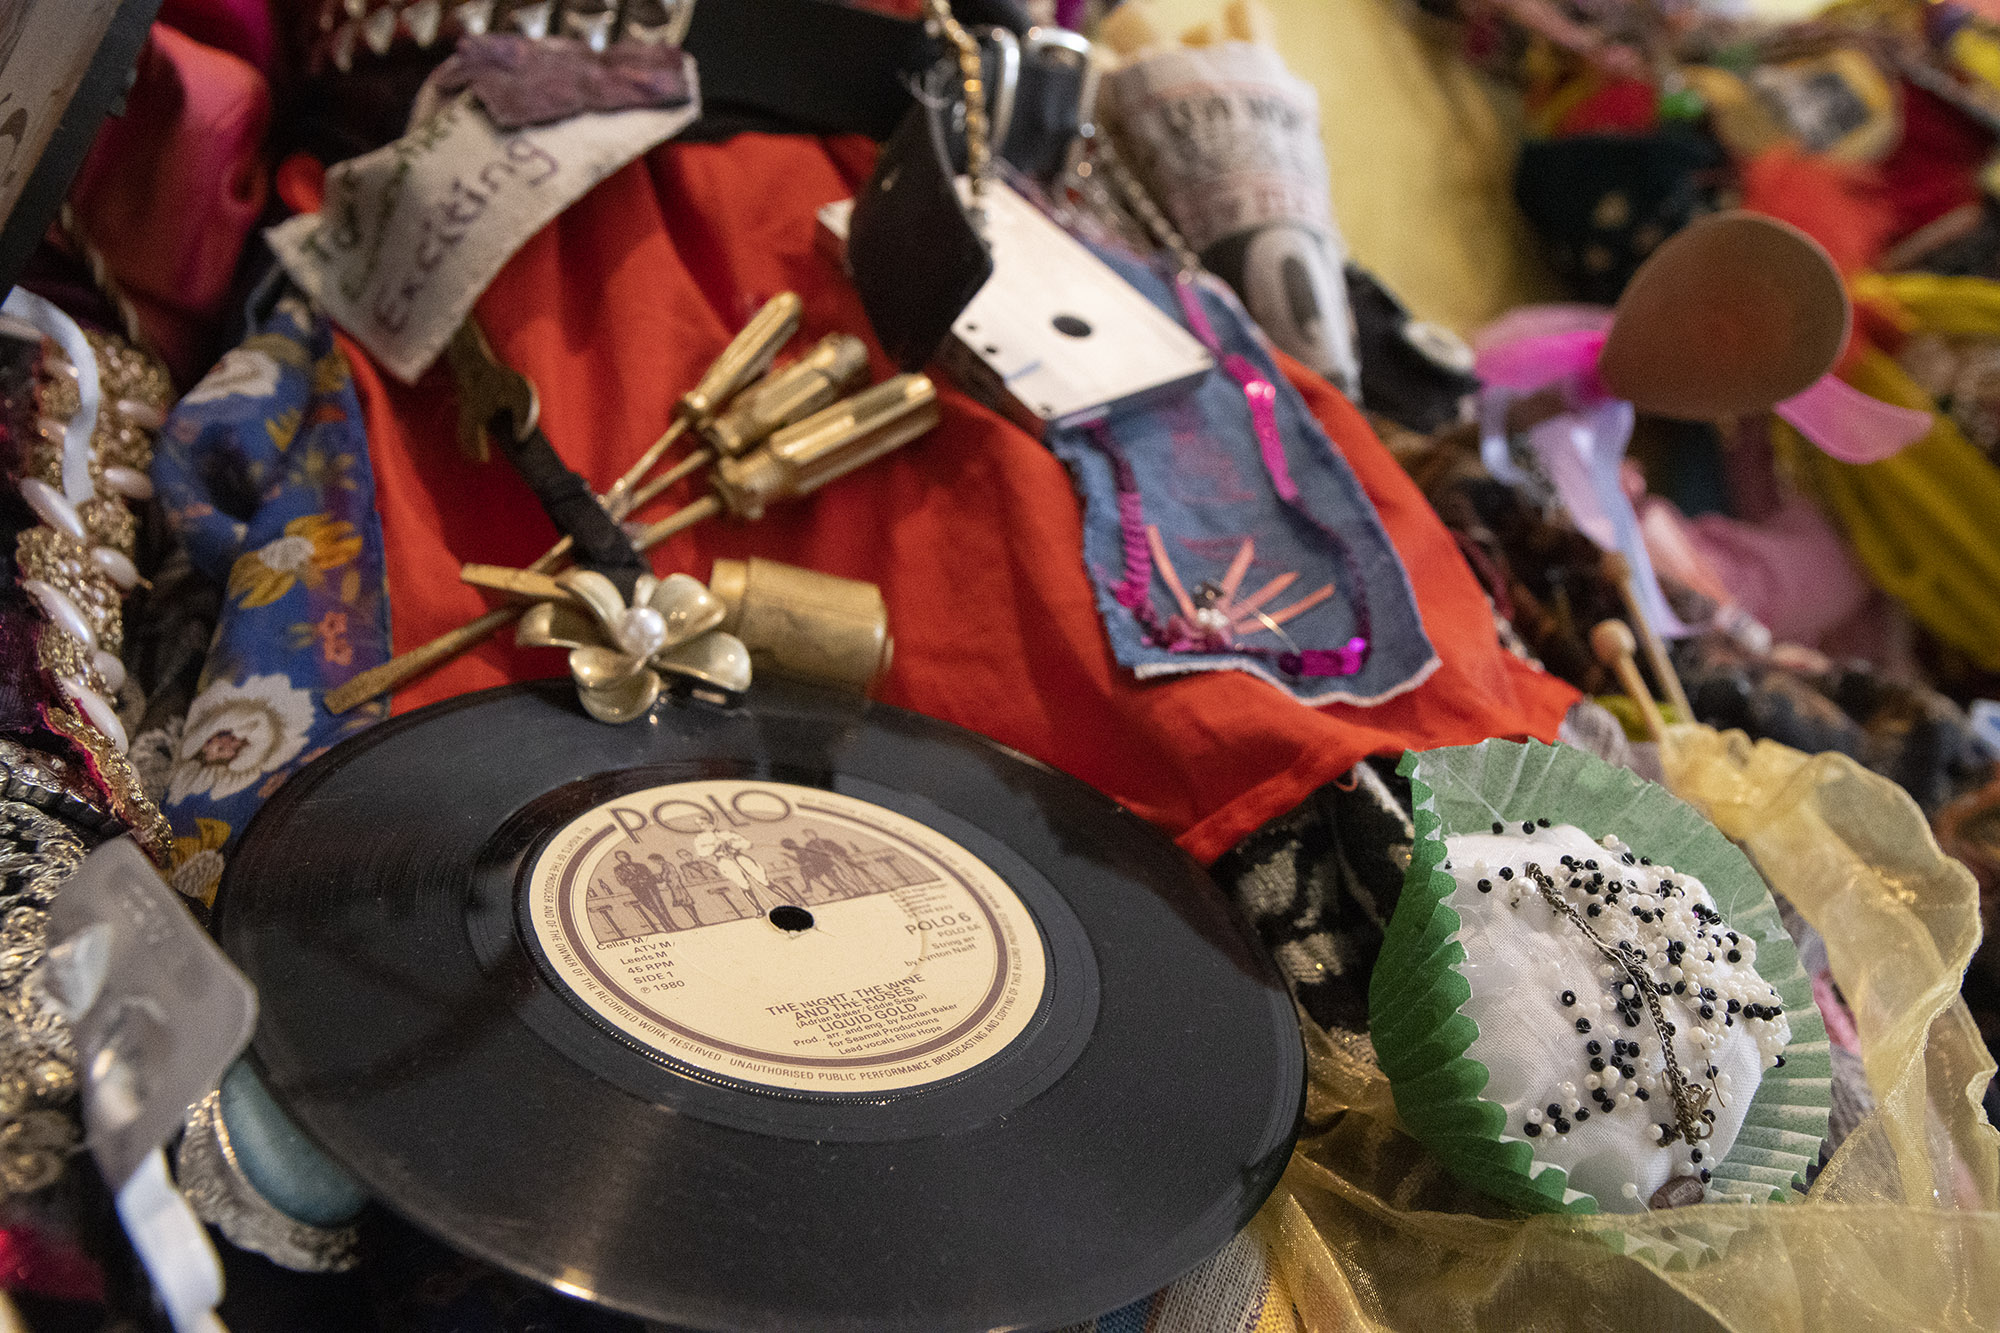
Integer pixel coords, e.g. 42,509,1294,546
1102,42,1361,397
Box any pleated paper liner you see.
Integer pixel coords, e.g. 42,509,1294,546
1367,740,1832,1223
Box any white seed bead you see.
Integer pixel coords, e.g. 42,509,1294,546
102,465,153,500
116,398,165,430
90,547,139,590
22,579,95,649
91,650,125,693
19,478,86,541
60,677,126,752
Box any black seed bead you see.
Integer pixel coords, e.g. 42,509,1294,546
1699,1169,1711,1183
1575,1018,1591,1033
1584,860,1598,871
1499,866,1514,880
1554,1120,1571,1134
1547,1104,1562,1118
1561,990,1576,1007
1664,1021,1676,1034
1700,1005,1715,1019
1624,1013,1640,1027
1674,982,1687,995
1727,1000,1740,1014
1524,1121,1541,1136
1622,852,1635,864
1691,1149,1703,1163
1657,983,1672,996
1537,818,1551,828
1635,1088,1650,1101
1587,904,1602,916
1584,882,1598,895
1618,1063,1636,1078
1775,1055,1786,1068
1574,1108,1590,1121
1590,1057,1606,1072
1477,879,1493,893
1700,987,1716,1001
1586,1040,1601,1055
1522,822,1535,834
1492,821,1504,834
1727,949,1741,962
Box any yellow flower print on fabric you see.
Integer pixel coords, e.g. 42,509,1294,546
168,816,232,906
226,513,365,608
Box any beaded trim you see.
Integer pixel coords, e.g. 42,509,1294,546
310,0,692,73
13,322,172,860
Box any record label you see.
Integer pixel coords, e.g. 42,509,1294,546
526,778,1048,1093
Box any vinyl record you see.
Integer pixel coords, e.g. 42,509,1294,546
218,680,1304,1332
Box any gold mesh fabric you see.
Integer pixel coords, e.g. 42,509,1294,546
1254,726,2000,1331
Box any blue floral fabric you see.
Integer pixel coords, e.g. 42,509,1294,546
1046,256,1436,707
148,291,392,902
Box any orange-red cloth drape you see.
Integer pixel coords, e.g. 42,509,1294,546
337,132,1577,862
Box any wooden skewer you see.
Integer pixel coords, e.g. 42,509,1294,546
1602,551,1692,721
1591,619,1667,745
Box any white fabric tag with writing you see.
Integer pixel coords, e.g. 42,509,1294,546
268,82,699,383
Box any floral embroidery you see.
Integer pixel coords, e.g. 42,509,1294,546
168,817,233,906
226,514,363,608
181,346,283,406
168,673,316,803
289,607,355,666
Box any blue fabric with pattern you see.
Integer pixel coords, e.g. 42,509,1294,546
149,291,392,900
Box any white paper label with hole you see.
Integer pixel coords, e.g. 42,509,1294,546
818,180,1214,435
527,779,1047,1093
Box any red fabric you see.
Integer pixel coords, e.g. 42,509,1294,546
342,134,1576,863
1553,78,1658,137
68,24,270,382
1738,147,1894,276
1878,83,1991,241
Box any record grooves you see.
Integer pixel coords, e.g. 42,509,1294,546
218,680,1304,1332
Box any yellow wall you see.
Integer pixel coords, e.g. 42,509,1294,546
1131,0,1559,332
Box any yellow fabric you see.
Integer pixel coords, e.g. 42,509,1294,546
1131,0,1559,332
1253,725,2000,1332
1858,271,2000,339
1776,345,2000,669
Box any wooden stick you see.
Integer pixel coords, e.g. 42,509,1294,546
461,564,574,603
1602,551,1692,721
325,607,524,714
1591,619,1667,745
631,494,723,552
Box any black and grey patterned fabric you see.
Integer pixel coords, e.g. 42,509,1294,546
1212,758,1415,1034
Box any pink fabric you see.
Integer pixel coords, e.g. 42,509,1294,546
1639,490,1877,648
68,24,270,381
159,0,275,77
1472,328,1610,397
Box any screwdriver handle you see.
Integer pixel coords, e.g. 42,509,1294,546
702,334,871,456
679,292,803,425
712,375,939,521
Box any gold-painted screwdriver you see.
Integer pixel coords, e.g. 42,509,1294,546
326,299,800,715
324,367,931,716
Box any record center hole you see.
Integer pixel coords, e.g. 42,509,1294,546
769,905,815,933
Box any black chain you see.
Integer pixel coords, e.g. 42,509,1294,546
1524,863,1711,1147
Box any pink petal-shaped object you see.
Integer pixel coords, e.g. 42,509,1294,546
1775,375,1932,465
1472,329,1609,397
